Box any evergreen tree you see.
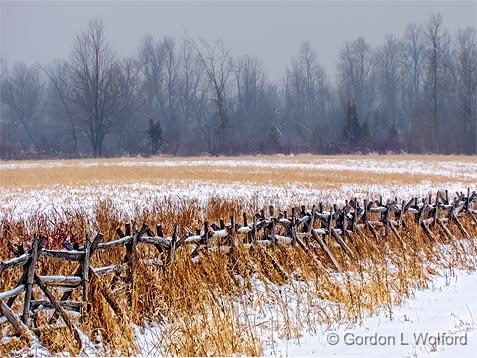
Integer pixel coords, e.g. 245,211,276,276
146,118,164,154
387,124,400,152
261,125,281,154
343,100,362,150
360,120,370,145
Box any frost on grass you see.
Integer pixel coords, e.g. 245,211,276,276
1,157,476,357
2,157,475,221
1,180,473,221
1,157,477,181
131,267,477,358
263,269,477,358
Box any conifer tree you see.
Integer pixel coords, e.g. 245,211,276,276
146,118,164,154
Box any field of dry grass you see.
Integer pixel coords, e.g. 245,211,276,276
0,154,476,356
1,154,476,188
1,154,475,221
1,198,475,356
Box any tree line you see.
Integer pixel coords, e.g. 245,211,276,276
1,13,476,159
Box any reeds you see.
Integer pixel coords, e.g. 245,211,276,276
1,196,476,356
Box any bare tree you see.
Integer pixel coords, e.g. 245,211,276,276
375,34,402,131
68,18,125,157
455,27,477,153
189,37,233,154
137,35,182,153
235,55,266,151
285,42,330,151
1,62,45,151
3,14,477,157
137,34,166,118
402,23,426,108
236,55,264,114
162,37,180,152
425,12,448,151
178,39,205,124
45,60,79,156
337,38,374,122
116,57,142,153
300,42,318,113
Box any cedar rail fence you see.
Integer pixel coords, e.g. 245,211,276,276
1,188,476,349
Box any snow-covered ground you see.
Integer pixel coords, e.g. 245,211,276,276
1,157,475,220
134,269,477,357
266,269,477,357
1,157,476,356
1,157,476,181
0,180,472,220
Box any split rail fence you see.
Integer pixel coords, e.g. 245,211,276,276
1,188,476,347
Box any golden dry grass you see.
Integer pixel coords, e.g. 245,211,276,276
1,154,475,189
0,196,476,356
0,155,476,356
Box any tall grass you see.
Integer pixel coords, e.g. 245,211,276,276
0,197,476,356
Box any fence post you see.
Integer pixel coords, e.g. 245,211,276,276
1,299,34,339
165,225,178,269
125,223,131,237
156,224,164,237
252,216,257,244
398,200,405,230
124,223,148,307
81,235,91,320
230,216,237,247
466,187,471,212
48,233,102,325
125,223,136,307
269,205,274,217
363,199,368,228
243,212,251,244
270,216,276,246
203,221,209,245
34,273,83,347
22,237,40,328
383,207,389,239
290,207,297,246
351,199,357,232
307,205,316,234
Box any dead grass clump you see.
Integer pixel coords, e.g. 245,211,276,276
159,294,263,356
80,275,137,356
0,194,476,356
0,328,33,356
36,326,80,355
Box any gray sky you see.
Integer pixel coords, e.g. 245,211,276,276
1,1,476,79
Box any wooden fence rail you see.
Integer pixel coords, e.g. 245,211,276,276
0,188,476,348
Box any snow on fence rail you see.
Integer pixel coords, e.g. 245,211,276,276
0,188,476,349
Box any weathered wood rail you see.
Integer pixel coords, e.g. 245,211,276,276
0,188,476,348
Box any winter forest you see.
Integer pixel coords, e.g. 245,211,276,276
1,13,476,159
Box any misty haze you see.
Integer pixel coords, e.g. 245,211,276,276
0,1,476,357
1,1,476,157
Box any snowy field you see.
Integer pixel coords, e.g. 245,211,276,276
1,157,476,181
266,269,477,357
1,155,476,357
133,268,477,358
0,155,475,219
1,180,473,220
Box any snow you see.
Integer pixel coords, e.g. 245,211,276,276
265,269,477,357
1,157,475,221
0,180,473,221
1,158,476,181
1,157,476,356
130,266,477,358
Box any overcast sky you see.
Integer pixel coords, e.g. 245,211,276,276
1,1,476,79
